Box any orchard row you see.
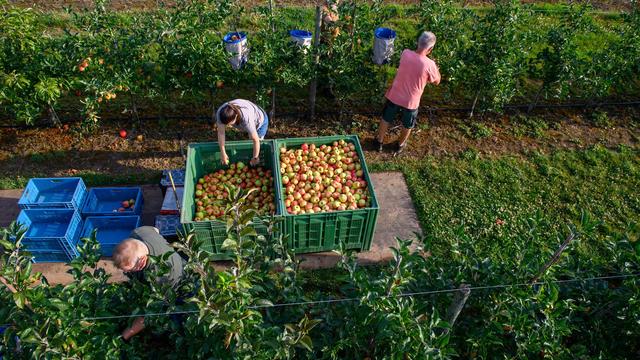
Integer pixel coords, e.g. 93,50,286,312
1,1,639,126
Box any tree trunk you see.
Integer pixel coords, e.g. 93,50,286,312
130,92,140,126
528,84,544,114
48,104,60,126
469,90,480,118
270,87,276,121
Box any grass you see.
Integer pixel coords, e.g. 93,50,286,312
590,110,613,128
509,114,549,138
0,171,161,190
457,122,494,139
370,144,640,275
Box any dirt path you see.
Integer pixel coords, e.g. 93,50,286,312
1,109,638,185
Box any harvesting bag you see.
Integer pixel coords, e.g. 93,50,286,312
373,27,396,65
223,32,248,70
289,30,313,49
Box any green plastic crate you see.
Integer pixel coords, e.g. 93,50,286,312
181,140,282,260
274,135,379,253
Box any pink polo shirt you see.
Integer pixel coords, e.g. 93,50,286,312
385,50,441,110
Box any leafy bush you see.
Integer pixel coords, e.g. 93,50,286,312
1,183,639,358
1,0,639,126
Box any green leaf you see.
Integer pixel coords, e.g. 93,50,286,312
226,217,235,233
240,210,257,225
13,292,25,309
240,227,257,238
298,335,313,351
49,298,68,311
255,299,273,307
0,239,16,250
222,238,237,250
307,319,322,329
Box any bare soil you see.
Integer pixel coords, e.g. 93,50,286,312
1,107,638,186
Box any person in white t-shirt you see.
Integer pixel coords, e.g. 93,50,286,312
215,99,269,166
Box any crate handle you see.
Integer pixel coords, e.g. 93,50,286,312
49,179,63,183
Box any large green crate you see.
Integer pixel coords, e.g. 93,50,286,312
274,135,379,253
181,140,283,260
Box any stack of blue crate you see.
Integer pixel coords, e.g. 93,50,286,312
156,169,184,238
16,178,87,262
79,187,144,257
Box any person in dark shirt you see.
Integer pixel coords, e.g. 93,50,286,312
112,226,186,340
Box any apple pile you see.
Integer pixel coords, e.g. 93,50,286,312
193,162,276,222
115,199,136,213
280,139,371,215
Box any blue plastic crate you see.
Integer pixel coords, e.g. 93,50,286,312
82,187,144,216
18,177,87,210
80,216,141,256
161,169,185,188
16,209,82,262
155,215,182,237
29,249,78,263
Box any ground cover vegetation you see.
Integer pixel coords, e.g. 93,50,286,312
1,0,639,129
1,146,639,358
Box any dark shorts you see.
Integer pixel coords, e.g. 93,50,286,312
382,100,418,129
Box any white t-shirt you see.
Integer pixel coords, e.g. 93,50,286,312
216,99,265,138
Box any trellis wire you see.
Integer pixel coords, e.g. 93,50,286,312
69,272,640,322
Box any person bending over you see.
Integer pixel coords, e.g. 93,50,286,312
112,226,186,341
216,99,269,166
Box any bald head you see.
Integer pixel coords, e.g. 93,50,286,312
113,239,147,271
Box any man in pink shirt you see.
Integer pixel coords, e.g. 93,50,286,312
374,31,441,154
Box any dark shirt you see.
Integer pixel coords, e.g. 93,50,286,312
126,226,185,287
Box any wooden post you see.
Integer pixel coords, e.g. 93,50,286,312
308,5,322,121
445,284,470,331
436,284,470,336
531,232,576,284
